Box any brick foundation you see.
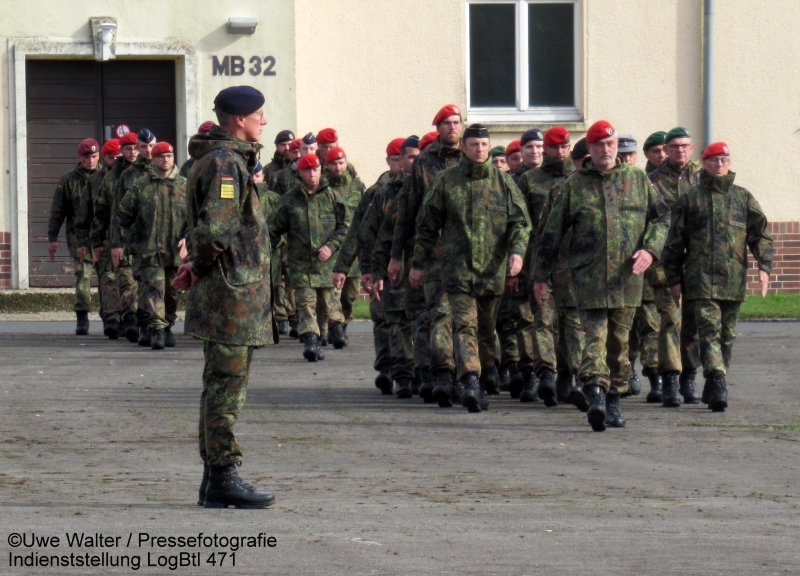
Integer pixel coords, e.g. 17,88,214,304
0,232,10,289
747,222,800,295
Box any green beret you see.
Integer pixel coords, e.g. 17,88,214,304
490,145,506,158
665,127,690,144
643,131,667,151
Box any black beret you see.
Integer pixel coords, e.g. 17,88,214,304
401,135,420,152
274,130,295,144
570,137,588,160
301,132,317,145
213,85,265,115
248,160,263,175
521,128,544,146
463,123,490,139
137,128,156,143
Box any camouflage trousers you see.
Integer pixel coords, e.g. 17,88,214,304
424,281,456,374
97,250,119,323
449,293,501,380
496,298,519,365
407,307,432,372
384,308,415,380
533,286,559,372
693,299,741,377
369,293,391,372
272,280,295,322
579,307,636,395
116,257,138,322
294,287,343,337
629,301,660,372
654,287,702,374
556,306,584,376
71,257,93,313
329,276,360,326
138,265,179,330
198,341,253,467
497,293,536,369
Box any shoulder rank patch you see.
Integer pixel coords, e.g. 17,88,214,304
220,176,235,199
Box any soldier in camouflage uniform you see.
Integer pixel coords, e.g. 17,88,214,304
324,146,366,348
390,104,462,406
270,132,317,197
512,129,544,182
663,142,773,412
268,153,349,362
643,131,668,174
253,162,284,321
648,127,704,406
505,140,523,176
263,129,295,182
179,121,214,179
117,142,186,350
534,120,670,432
316,128,359,181
48,138,100,335
175,86,275,509
412,124,531,413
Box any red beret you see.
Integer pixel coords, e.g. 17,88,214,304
119,132,138,147
505,139,522,156
151,142,174,156
702,141,730,160
77,138,99,156
585,120,616,145
432,104,462,126
288,138,301,152
543,126,570,147
298,153,321,171
418,131,438,151
325,146,347,164
198,121,214,134
386,138,404,157
316,128,338,145
101,139,120,156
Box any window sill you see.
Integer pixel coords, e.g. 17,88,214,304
467,119,588,133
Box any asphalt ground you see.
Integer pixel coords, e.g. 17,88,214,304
0,321,798,575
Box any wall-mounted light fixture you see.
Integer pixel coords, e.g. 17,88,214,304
90,17,117,61
228,17,258,34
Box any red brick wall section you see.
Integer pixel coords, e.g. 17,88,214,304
748,222,800,295
0,231,10,289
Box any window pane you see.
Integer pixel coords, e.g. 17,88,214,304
470,3,516,107
528,3,574,107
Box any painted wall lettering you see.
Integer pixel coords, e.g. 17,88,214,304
212,55,277,76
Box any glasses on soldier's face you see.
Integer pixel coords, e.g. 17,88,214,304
706,157,731,166
667,143,692,151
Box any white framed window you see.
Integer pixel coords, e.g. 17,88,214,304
466,0,582,122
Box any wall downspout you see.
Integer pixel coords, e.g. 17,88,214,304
703,0,714,147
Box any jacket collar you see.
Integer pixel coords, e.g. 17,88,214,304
700,169,736,194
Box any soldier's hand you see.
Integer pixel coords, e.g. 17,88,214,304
533,282,548,307
508,254,523,277
111,248,125,269
318,245,332,262
178,238,189,262
48,242,58,262
76,246,86,263
92,247,103,262
669,284,682,307
759,270,770,297
632,250,654,274
504,276,519,297
360,273,373,294
409,268,424,289
332,272,346,290
373,279,384,301
388,258,402,284
172,262,199,291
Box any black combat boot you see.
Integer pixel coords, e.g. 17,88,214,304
707,371,728,412
278,320,290,335
302,333,321,362
203,463,276,509
395,376,413,399
645,369,663,403
461,373,482,413
627,366,642,396
138,326,151,347
481,365,500,395
508,363,525,399
569,378,589,412
122,314,138,343
75,311,89,335
451,374,465,405
411,374,421,396
432,370,454,407
585,384,607,432
319,334,328,347
151,328,165,350
104,319,119,340
662,371,681,408
499,364,511,392
289,322,299,338
330,322,347,349
605,393,626,428
679,369,701,404
164,328,175,348
417,369,435,403
536,368,558,406
198,461,209,506
519,368,539,403
556,371,573,403
374,367,393,395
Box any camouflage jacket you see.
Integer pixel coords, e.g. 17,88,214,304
263,149,290,182
179,158,196,179
645,160,660,175
74,163,111,249
268,177,349,289
47,164,99,259
534,158,670,309
327,169,366,277
110,157,153,251
357,171,405,276
184,125,272,347
257,183,284,288
662,170,773,302
89,157,133,249
535,181,579,308
412,156,531,297
117,165,187,268
332,173,385,276
269,160,299,196
371,181,408,311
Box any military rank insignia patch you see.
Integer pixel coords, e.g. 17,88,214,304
220,176,235,199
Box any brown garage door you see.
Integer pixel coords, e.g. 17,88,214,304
27,59,176,287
